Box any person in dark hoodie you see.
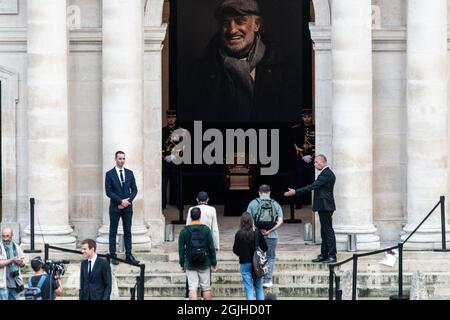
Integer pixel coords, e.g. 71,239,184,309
233,212,267,300
180,0,301,123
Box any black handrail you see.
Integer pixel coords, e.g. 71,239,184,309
328,196,449,300
44,244,145,300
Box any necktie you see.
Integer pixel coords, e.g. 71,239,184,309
88,260,92,275
119,169,124,186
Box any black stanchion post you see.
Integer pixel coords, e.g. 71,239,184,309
44,243,49,261
352,254,358,300
285,172,302,223
24,198,42,253
335,276,341,300
138,264,145,300
434,196,450,252
390,243,409,300
328,264,334,300
172,167,185,224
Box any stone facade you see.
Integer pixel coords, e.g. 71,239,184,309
0,0,449,250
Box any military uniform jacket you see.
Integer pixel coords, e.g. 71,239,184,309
291,123,315,157
162,124,183,157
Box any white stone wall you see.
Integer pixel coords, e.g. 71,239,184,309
1,0,449,246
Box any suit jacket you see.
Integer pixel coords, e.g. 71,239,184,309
105,167,137,213
79,257,112,300
296,167,336,212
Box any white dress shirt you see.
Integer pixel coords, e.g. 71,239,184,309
88,254,97,273
115,166,126,185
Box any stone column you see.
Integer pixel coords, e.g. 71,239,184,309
331,0,380,250
97,0,151,251
24,0,75,247
143,24,167,246
402,0,450,248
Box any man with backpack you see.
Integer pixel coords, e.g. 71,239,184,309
184,191,220,299
178,207,217,300
26,256,63,300
247,184,283,288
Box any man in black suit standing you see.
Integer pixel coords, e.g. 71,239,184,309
79,239,112,300
105,151,139,265
284,154,337,263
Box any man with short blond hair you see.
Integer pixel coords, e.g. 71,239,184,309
285,154,337,264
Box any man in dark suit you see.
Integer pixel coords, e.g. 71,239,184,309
284,154,337,263
79,239,112,300
105,151,139,264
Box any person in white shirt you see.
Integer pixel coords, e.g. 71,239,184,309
186,191,220,251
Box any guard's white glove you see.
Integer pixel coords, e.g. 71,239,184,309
164,155,173,163
302,155,313,163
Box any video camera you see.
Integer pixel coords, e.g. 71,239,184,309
44,259,70,278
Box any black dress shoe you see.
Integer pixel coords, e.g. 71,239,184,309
126,255,140,264
109,256,119,265
311,256,328,263
324,257,337,264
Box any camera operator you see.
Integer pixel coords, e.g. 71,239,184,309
29,256,63,300
0,227,25,300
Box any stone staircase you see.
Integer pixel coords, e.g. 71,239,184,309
18,249,450,300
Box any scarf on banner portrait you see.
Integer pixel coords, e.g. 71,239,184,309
220,34,266,119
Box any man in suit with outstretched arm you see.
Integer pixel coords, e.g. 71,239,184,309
285,153,337,263
105,150,140,265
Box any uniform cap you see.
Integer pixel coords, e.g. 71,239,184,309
166,109,177,117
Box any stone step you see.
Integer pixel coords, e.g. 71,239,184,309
107,258,450,274
113,271,450,287
36,249,450,263
116,283,417,298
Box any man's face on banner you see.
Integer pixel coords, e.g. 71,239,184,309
220,13,261,57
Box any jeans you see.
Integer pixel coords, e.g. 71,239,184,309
7,288,20,300
0,288,8,300
264,238,277,284
239,263,264,300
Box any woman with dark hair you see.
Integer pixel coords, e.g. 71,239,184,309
232,212,268,300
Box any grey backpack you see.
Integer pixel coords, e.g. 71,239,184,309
254,198,277,229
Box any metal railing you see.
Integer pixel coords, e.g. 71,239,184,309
44,244,146,300
328,195,449,300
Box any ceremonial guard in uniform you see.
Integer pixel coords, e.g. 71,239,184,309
162,109,185,210
291,109,315,208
